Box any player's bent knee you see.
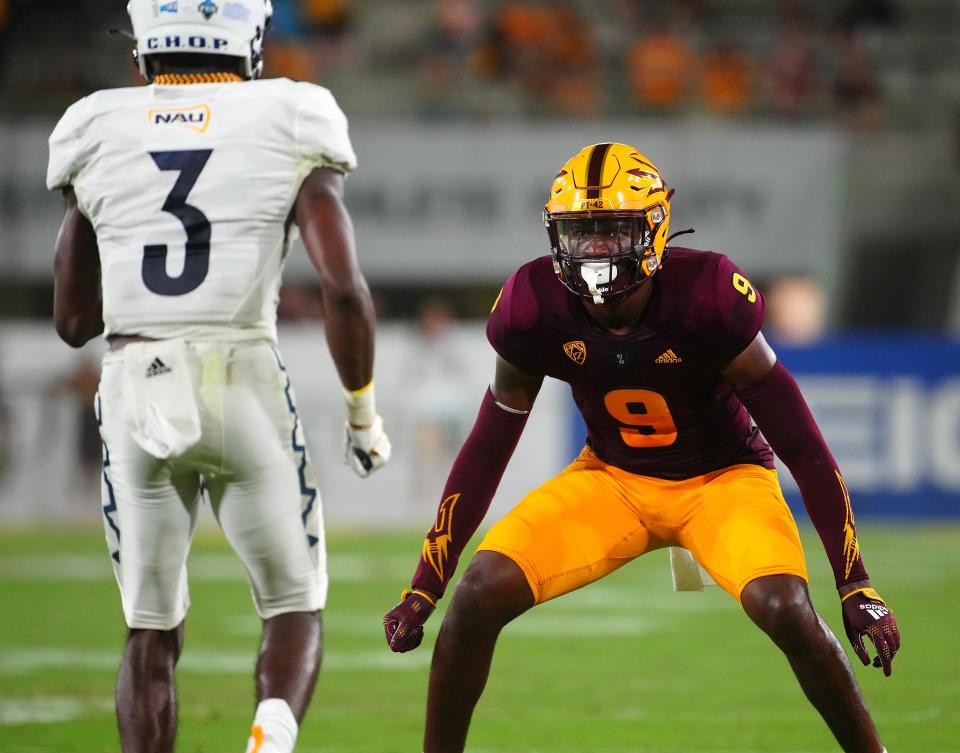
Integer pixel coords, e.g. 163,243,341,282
741,575,819,646
450,552,534,626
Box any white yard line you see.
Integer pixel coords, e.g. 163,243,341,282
0,647,429,676
0,553,415,582
0,696,113,725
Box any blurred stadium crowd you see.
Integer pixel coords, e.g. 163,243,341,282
0,0,956,128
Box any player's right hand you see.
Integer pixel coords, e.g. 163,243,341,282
840,587,901,676
383,589,436,652
343,414,391,478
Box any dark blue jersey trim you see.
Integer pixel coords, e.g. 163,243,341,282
270,348,319,542
96,393,121,561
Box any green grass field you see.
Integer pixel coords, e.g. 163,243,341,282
0,523,957,753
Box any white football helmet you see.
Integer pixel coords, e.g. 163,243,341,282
126,0,273,81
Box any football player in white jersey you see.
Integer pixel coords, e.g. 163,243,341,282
47,2,390,752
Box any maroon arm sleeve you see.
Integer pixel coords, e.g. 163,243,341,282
737,361,869,588
409,387,529,599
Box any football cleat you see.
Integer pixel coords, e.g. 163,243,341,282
544,143,672,304
126,0,273,81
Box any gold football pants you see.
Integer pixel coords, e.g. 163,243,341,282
478,447,807,603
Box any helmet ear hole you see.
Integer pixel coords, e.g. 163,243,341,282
642,250,660,275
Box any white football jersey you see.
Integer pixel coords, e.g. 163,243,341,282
47,78,357,342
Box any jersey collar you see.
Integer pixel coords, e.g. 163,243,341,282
153,72,244,85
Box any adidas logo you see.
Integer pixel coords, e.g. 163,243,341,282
654,349,682,364
860,603,890,620
145,358,172,378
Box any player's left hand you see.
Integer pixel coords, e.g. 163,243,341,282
343,414,391,478
840,587,900,676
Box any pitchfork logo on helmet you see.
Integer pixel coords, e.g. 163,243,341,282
544,143,672,304
127,0,273,81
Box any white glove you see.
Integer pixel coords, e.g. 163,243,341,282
343,414,391,478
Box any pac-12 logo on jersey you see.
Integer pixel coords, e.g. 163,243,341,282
148,104,211,134
159,1,177,12
563,340,587,365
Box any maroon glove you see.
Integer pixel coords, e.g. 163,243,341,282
383,589,437,653
841,587,901,676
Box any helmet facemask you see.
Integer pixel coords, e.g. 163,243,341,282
548,209,665,304
248,2,273,79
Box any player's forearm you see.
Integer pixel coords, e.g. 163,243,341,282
296,168,375,391
322,283,375,393
738,361,869,587
410,388,529,598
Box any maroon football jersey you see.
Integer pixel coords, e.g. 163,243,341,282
486,248,775,479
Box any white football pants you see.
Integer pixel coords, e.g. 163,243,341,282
96,339,327,630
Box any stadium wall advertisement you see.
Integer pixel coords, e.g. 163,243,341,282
1,121,842,282
774,336,960,518
0,325,956,527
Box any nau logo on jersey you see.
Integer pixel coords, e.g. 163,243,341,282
159,1,178,12
563,340,587,365
148,104,211,133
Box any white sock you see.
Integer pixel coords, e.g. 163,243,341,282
244,698,298,753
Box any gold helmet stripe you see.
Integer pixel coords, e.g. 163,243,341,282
585,142,613,199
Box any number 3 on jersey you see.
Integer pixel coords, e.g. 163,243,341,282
142,149,212,296
604,388,678,448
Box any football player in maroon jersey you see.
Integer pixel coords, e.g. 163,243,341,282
384,143,899,753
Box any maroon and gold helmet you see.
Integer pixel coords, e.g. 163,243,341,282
544,143,671,304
